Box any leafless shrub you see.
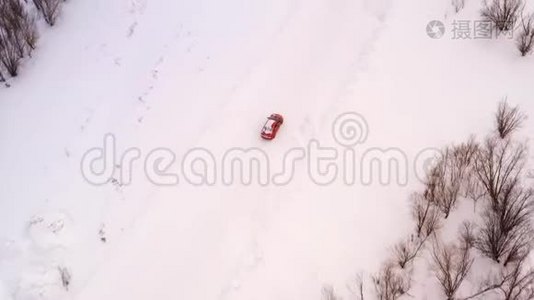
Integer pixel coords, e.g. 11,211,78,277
481,0,524,31
453,0,466,13
394,235,427,269
431,236,474,300
517,14,534,56
464,172,486,210
0,0,39,77
499,255,534,300
453,137,479,169
424,156,453,218
0,31,21,76
413,193,429,236
58,266,71,291
456,137,481,201
474,137,526,209
474,105,533,265
1,0,38,54
21,13,38,53
495,101,526,139
422,207,441,238
460,222,476,250
425,143,475,218
412,193,441,238
372,262,411,300
322,285,342,300
475,182,534,265
348,275,365,300
461,254,534,300
32,0,61,26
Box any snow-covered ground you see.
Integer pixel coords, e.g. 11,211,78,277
0,0,533,299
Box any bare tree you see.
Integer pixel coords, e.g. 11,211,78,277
481,0,524,31
455,137,481,205
394,235,427,269
322,285,342,300
58,266,71,291
474,105,534,264
0,0,38,55
464,171,486,211
0,29,21,76
498,186,534,266
348,275,365,300
461,254,534,300
495,100,526,139
453,137,479,171
32,0,61,26
0,0,39,77
373,262,411,300
474,137,526,210
425,143,474,218
499,255,534,300
413,193,430,237
412,193,441,238
452,0,466,13
21,11,38,53
460,222,476,250
517,14,534,56
425,154,455,218
422,207,441,238
432,236,474,300
475,182,534,265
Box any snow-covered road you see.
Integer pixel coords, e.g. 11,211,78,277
73,1,402,299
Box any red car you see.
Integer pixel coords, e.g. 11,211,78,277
261,113,284,140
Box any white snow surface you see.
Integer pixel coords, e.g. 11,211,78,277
0,0,533,299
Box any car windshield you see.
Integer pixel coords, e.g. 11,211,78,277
263,119,276,133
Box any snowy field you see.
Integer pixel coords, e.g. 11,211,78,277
0,0,533,299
